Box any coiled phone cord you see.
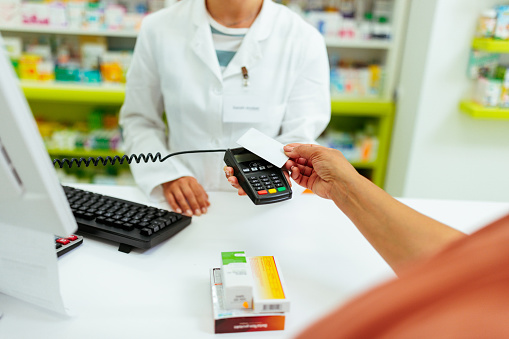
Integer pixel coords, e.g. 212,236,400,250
52,149,228,168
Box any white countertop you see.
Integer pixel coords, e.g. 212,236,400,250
1,184,508,339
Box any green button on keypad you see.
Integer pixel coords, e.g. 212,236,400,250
277,187,286,192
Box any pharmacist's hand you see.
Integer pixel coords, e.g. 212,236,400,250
224,166,291,196
224,166,247,196
283,143,357,200
162,176,210,216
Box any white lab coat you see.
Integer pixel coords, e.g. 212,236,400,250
119,0,331,201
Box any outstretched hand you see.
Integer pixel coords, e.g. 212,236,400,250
283,143,357,200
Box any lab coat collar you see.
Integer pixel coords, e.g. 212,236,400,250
190,0,278,82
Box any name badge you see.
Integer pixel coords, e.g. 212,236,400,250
223,91,266,123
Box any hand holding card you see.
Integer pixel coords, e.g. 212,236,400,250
223,129,292,205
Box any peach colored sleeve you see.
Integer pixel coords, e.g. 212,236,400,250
296,214,509,339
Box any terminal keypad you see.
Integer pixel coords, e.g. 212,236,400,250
247,173,287,195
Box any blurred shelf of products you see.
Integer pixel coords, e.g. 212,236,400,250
278,0,393,43
318,123,379,165
0,0,165,33
3,34,133,85
37,109,122,152
329,56,384,99
37,108,135,185
461,4,509,119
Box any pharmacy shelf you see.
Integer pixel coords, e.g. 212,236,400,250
327,99,395,188
0,24,138,38
324,37,393,49
21,80,125,104
459,100,509,120
49,149,125,159
472,38,509,53
0,25,394,48
331,99,395,116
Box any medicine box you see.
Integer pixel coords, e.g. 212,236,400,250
220,251,253,309
210,268,285,334
249,256,290,313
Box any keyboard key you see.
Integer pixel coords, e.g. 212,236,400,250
140,228,153,236
122,223,135,232
56,238,70,245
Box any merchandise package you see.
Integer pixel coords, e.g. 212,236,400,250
210,268,285,334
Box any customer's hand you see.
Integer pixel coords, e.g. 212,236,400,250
283,143,358,200
162,176,210,216
224,166,291,196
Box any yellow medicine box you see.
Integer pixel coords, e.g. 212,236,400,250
249,256,290,313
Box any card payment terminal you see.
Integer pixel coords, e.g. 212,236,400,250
224,147,292,205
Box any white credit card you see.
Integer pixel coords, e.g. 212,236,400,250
236,128,289,168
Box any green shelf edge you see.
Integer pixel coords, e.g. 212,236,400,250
459,100,509,120
22,82,125,105
349,161,377,169
49,149,125,158
331,100,394,116
472,38,509,53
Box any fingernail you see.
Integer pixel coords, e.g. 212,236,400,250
195,209,201,216
176,208,182,214
284,145,294,151
202,207,207,213
186,209,192,216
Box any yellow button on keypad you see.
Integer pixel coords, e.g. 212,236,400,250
268,189,277,194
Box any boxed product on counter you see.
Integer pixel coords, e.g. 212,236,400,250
210,268,285,334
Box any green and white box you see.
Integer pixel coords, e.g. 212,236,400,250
221,251,253,309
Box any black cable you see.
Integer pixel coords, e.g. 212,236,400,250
52,149,228,168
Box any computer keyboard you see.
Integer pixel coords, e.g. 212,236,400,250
62,185,192,253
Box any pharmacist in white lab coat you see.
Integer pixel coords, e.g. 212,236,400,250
119,0,330,217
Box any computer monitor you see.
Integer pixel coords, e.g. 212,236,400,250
0,34,79,316
0,35,77,236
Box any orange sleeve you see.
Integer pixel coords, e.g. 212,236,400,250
296,214,509,338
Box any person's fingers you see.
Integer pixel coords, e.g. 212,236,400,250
290,165,310,187
282,169,292,187
284,159,297,171
180,182,202,216
284,144,321,160
224,166,234,178
227,176,247,195
298,162,314,177
228,175,239,186
189,180,209,214
284,142,309,150
171,186,192,216
164,191,182,214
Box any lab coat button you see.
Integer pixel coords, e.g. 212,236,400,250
213,87,222,95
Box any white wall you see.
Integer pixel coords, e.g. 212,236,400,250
386,0,509,202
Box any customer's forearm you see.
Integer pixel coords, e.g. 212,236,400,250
330,174,466,274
